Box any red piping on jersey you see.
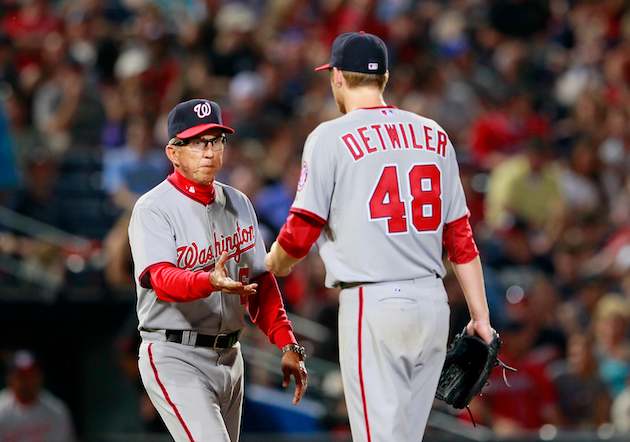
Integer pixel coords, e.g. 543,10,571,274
443,213,479,264
167,170,215,205
358,105,397,110
358,287,372,442
148,343,195,442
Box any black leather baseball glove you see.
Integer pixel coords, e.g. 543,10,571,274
435,328,516,411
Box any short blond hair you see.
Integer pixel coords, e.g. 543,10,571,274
341,70,389,92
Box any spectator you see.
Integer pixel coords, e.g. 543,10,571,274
32,56,104,152
102,115,169,288
0,99,19,196
552,334,611,429
612,374,630,433
593,295,630,398
469,320,561,436
0,350,76,442
485,137,565,237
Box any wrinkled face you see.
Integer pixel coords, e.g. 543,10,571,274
166,129,226,185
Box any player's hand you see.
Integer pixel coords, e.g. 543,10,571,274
466,319,495,345
210,252,257,296
281,351,308,405
264,242,298,277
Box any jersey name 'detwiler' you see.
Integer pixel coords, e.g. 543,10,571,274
341,122,448,161
176,223,255,270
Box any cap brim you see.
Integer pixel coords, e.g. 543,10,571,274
177,123,235,139
314,63,332,72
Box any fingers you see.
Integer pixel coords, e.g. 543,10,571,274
282,367,290,389
222,281,258,296
216,251,229,270
264,253,273,272
293,365,308,405
281,363,308,405
242,283,258,296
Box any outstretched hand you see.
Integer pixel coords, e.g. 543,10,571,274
264,241,298,277
281,351,308,405
209,252,257,296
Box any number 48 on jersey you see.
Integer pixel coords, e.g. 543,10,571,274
368,164,442,234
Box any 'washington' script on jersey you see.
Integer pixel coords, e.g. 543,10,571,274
176,223,255,269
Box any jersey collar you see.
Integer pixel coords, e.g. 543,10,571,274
357,105,397,110
167,170,216,205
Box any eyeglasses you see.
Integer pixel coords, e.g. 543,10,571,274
170,134,227,152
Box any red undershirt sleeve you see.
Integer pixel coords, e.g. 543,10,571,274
148,262,215,302
277,209,326,259
248,271,297,349
443,214,479,264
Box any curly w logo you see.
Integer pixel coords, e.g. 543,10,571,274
193,102,212,118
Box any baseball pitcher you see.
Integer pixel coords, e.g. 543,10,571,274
265,32,494,442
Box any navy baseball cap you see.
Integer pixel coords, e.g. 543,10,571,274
314,31,388,75
167,99,235,140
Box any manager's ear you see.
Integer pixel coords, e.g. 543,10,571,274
165,144,180,168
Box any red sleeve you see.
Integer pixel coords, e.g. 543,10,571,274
443,215,479,264
148,262,215,303
248,272,297,349
277,209,326,259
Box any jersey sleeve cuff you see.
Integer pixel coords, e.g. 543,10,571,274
193,271,215,295
289,207,327,226
271,326,298,350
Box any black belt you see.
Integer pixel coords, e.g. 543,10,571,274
336,281,368,290
336,274,440,290
165,330,240,349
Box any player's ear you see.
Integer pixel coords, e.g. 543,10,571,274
332,68,343,88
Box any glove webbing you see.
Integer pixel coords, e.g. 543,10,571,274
467,357,517,427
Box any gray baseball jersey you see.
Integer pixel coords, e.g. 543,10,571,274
292,107,468,287
0,390,76,442
129,179,266,334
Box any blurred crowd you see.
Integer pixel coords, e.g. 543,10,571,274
0,0,630,438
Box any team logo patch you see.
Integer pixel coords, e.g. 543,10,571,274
368,62,379,71
297,161,308,191
193,102,212,118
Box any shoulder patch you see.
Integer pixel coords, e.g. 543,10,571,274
297,161,309,191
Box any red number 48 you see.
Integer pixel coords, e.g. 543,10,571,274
368,164,442,234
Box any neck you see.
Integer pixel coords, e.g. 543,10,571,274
342,87,386,113
167,169,216,205
13,392,37,407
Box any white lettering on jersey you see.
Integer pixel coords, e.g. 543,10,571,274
194,102,212,118
340,122,448,161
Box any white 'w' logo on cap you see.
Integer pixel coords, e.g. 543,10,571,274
368,63,378,71
194,102,212,118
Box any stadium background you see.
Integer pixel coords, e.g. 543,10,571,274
0,0,629,441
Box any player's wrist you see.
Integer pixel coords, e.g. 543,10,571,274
282,343,306,361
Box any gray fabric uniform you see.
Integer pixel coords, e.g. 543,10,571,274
129,179,267,442
0,390,76,442
292,107,468,441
